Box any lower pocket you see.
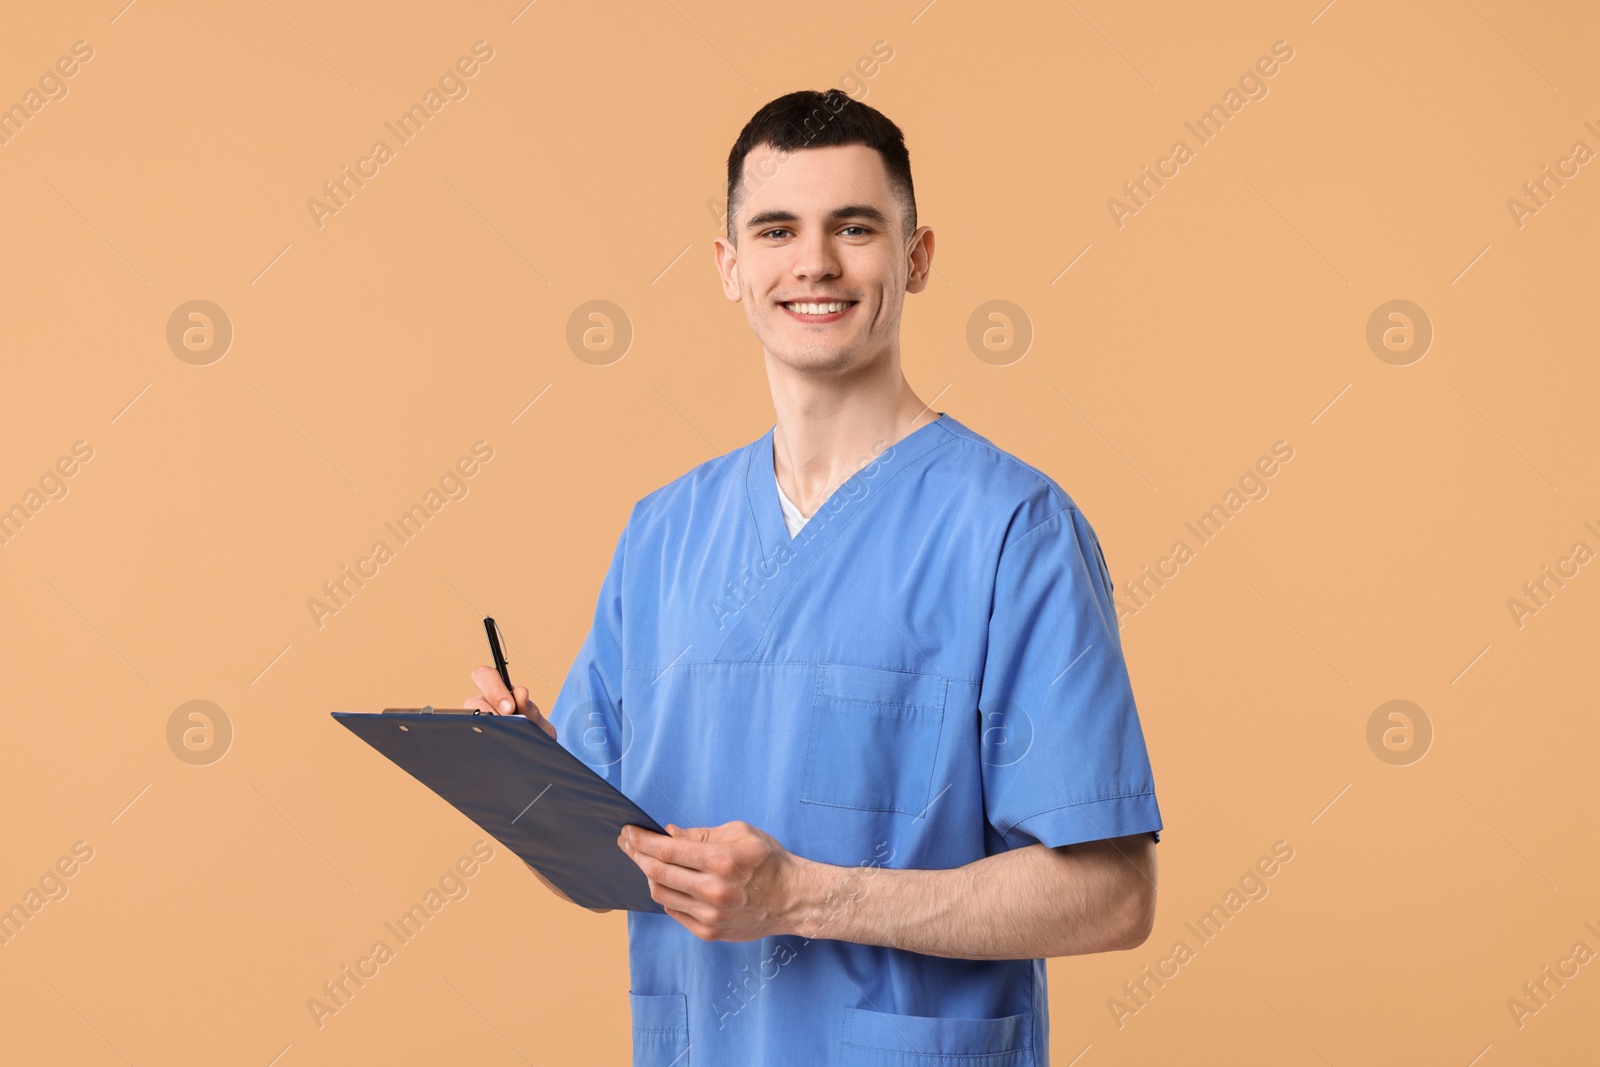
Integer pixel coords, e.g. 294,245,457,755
840,1007,1034,1066
629,992,689,1067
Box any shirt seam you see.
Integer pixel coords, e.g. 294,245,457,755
999,789,1157,835
839,1040,1034,1056
621,663,983,686
933,424,1077,516
1001,503,1084,560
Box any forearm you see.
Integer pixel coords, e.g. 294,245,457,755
782,838,1154,961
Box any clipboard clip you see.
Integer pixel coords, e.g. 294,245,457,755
380,705,481,715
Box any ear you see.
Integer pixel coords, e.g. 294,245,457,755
904,226,934,295
713,237,743,302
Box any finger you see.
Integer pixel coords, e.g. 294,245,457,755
463,696,497,715
663,906,714,940
619,826,671,857
646,876,716,927
507,684,557,737
620,835,720,896
624,827,719,875
635,855,717,899
470,665,515,713
526,862,576,904
651,881,712,923
513,685,548,725
524,695,556,739
652,824,719,861
528,862,612,913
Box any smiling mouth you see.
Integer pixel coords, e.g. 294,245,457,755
781,300,858,322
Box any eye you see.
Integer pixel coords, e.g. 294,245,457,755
841,226,870,236
761,228,791,240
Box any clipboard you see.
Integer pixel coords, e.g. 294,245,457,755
331,707,667,913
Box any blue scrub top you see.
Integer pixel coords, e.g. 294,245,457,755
548,413,1163,1067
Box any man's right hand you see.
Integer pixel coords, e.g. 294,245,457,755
464,665,557,741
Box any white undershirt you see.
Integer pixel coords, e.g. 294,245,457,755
775,472,810,537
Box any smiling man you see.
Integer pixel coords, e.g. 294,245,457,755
468,88,1163,1066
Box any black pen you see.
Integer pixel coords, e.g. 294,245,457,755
483,616,515,711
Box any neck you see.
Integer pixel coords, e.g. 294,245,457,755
767,350,938,516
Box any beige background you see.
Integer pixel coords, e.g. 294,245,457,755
2,1,1596,1063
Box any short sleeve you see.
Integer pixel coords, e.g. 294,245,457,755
547,522,628,790
978,506,1162,850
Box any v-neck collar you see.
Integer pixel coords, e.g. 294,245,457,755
743,412,953,559
773,470,807,535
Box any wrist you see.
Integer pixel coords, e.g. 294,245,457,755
779,855,829,939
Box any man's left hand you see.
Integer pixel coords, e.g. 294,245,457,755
618,820,804,942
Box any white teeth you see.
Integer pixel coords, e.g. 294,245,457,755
784,301,851,315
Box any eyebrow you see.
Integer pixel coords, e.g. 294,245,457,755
743,204,893,233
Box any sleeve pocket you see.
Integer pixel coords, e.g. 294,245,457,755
629,992,688,1066
801,663,948,815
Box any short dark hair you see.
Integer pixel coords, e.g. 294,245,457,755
725,89,916,245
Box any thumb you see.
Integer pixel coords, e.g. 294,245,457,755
669,824,712,842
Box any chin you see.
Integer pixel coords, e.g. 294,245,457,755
775,345,862,376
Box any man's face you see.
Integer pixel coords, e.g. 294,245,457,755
715,143,929,377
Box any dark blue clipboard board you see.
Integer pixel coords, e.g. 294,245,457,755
332,708,667,913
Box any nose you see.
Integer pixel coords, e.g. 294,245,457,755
789,230,842,284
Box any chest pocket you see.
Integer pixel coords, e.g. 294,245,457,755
801,663,948,816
